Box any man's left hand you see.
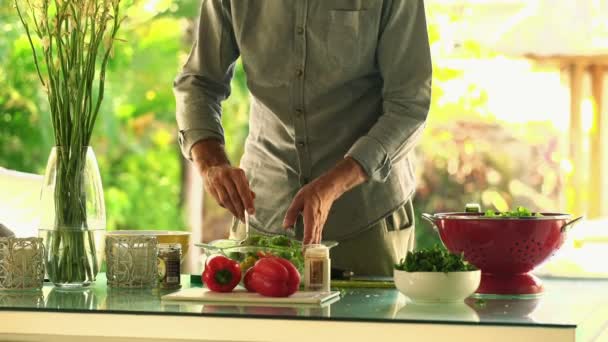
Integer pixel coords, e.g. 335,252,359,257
283,158,368,244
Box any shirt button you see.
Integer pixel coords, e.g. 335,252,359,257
296,69,303,77
297,141,306,148
295,109,303,117
296,26,304,35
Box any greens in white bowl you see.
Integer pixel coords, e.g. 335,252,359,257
395,245,477,273
394,246,480,303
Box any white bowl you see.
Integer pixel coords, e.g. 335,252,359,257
393,269,481,303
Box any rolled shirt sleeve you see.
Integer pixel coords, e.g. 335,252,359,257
174,0,239,160
346,0,432,182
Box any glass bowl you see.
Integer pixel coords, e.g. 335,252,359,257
196,236,338,273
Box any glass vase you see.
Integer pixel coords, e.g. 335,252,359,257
39,146,106,288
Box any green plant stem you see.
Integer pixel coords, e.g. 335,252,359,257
50,148,92,283
14,3,46,87
16,0,122,285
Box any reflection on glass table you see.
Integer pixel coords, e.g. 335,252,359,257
200,304,332,318
45,288,99,311
0,274,605,333
394,299,480,323
465,297,541,323
0,290,44,309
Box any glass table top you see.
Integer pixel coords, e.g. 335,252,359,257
1,274,607,336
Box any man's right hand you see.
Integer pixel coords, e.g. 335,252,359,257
191,139,255,220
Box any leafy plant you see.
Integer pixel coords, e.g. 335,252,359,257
15,0,125,284
395,245,477,272
2,1,195,238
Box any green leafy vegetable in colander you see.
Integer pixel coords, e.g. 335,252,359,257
484,206,543,218
394,245,477,272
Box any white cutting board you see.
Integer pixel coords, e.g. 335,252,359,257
161,288,340,305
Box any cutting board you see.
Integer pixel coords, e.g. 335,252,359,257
161,288,340,305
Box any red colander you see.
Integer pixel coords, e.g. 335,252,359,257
422,212,582,296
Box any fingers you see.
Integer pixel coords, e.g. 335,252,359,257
307,207,327,245
204,166,255,220
233,170,255,215
224,180,246,220
315,217,323,244
206,178,239,218
302,205,316,245
283,195,303,229
216,185,239,219
208,186,224,208
287,189,327,245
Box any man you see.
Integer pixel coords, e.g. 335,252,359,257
175,0,432,276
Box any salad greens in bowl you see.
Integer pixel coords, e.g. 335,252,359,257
196,234,338,273
394,246,481,303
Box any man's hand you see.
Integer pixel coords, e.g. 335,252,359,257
283,157,368,244
192,139,255,220
282,177,338,245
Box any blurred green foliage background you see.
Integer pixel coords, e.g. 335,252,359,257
0,1,564,248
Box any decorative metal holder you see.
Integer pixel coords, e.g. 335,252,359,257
0,237,45,291
0,290,44,307
105,234,158,288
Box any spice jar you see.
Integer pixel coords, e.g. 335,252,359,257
158,243,181,290
303,244,330,292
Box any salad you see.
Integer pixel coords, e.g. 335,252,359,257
224,234,305,272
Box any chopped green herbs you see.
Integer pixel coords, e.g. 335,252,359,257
484,206,543,218
394,245,477,272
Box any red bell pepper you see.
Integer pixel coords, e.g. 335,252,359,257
274,258,300,295
203,255,242,292
248,257,300,297
243,268,255,292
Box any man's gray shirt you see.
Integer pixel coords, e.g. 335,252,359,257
174,0,432,240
